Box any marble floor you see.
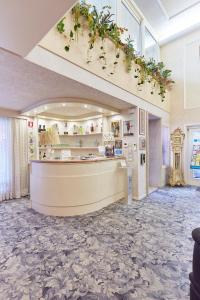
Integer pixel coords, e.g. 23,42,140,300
0,186,200,300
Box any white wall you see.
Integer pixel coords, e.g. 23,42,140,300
161,28,200,130
161,28,200,184
148,119,162,187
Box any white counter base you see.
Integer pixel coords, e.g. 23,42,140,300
30,158,126,216
32,191,125,216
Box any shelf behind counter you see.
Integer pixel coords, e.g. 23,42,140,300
38,132,102,137
39,146,99,150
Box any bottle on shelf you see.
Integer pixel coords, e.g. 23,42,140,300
90,123,94,133
95,123,99,133
79,126,84,135
73,124,78,135
85,126,90,134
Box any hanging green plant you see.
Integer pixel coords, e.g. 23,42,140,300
56,1,174,101
57,17,65,34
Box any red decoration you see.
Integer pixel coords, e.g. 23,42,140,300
28,121,33,128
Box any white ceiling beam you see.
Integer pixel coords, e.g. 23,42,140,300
156,0,170,20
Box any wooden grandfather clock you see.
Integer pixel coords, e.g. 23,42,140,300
169,128,185,186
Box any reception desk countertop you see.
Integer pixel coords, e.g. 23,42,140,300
31,157,124,164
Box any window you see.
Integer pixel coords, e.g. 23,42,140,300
120,2,141,53
0,118,12,201
81,1,160,59
86,0,117,22
144,28,160,61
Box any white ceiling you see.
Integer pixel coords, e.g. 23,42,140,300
134,0,200,44
48,105,96,117
0,48,130,113
160,0,200,18
0,0,77,57
23,102,118,119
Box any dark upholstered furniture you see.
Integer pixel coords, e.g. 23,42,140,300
190,228,200,300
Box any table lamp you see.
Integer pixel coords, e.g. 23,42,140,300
40,128,60,159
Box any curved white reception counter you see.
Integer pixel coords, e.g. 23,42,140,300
30,157,126,216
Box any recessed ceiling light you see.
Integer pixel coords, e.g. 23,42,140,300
44,106,48,110
27,113,30,116
84,104,88,108
62,103,66,107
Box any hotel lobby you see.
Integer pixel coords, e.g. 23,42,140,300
0,1,200,299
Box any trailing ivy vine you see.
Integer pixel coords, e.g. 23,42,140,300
56,1,174,101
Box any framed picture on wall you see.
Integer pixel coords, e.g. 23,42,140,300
139,137,146,150
139,109,145,135
111,120,121,138
115,140,122,149
123,120,134,136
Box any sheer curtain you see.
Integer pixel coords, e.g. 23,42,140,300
12,118,28,198
0,117,28,201
0,118,13,200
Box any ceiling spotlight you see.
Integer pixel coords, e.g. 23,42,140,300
44,106,48,110
62,103,66,107
84,104,88,108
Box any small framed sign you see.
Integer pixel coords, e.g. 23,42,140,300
123,120,134,136
28,121,34,128
139,137,146,150
111,120,121,138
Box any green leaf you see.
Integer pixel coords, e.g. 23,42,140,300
64,45,70,52
59,2,174,103
57,18,65,34
70,30,74,38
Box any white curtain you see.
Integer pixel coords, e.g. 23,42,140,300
0,117,28,201
0,118,13,200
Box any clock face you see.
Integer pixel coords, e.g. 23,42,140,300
174,136,181,144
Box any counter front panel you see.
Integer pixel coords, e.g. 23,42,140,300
30,158,126,216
